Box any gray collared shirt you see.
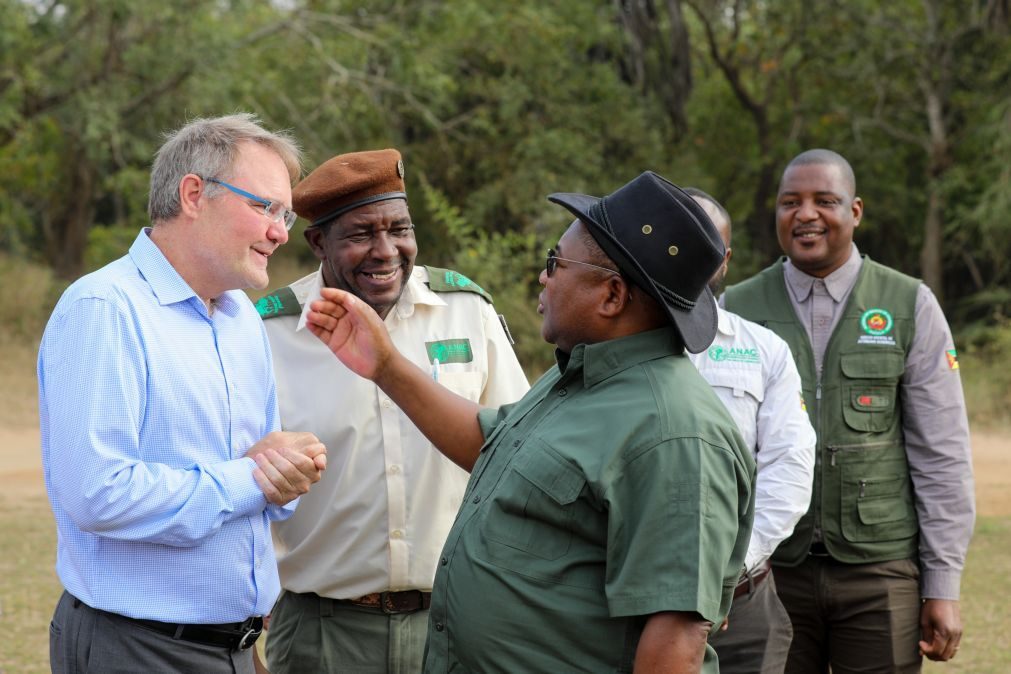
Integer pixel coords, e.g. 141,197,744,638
781,244,975,600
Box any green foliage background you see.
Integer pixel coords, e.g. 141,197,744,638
2,0,1010,376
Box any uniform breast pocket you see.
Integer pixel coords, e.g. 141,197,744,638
703,369,764,403
437,371,484,402
840,351,905,433
481,441,586,565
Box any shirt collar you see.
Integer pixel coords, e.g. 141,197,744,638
557,327,685,389
129,228,241,316
783,243,862,303
295,264,444,331
715,306,734,337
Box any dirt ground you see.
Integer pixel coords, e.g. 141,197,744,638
1,424,1007,514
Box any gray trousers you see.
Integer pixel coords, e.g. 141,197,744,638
49,591,255,674
774,557,922,674
265,590,429,674
709,570,793,674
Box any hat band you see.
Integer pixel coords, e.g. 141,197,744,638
654,283,696,311
311,191,408,227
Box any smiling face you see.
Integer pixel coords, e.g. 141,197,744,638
776,162,862,277
305,199,416,319
191,141,292,297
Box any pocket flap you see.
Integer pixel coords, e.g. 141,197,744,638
514,446,585,505
840,351,905,379
857,496,910,525
699,369,765,403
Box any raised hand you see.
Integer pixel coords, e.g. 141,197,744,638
306,287,393,381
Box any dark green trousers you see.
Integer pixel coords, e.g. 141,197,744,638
774,557,922,674
265,591,429,674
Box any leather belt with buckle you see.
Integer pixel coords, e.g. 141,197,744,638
345,590,432,614
733,561,772,600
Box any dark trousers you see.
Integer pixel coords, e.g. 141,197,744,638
774,557,922,674
49,591,255,674
709,571,793,674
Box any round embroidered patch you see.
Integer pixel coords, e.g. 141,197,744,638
860,308,894,336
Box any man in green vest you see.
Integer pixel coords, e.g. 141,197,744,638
725,149,974,673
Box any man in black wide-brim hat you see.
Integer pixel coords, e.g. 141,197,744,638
304,170,756,673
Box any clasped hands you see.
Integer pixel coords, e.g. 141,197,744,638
246,431,327,505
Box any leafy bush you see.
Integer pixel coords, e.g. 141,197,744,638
419,178,555,379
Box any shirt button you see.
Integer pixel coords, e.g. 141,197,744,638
472,495,482,504
391,529,404,539
440,556,448,566
558,388,567,396
389,464,401,475
435,623,445,632
381,398,393,409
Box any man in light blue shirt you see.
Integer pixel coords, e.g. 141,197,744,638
39,113,327,674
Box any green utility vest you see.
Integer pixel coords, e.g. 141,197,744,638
725,257,920,565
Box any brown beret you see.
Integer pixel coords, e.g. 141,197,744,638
293,149,407,226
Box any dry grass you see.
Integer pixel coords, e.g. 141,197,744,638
2,254,1009,671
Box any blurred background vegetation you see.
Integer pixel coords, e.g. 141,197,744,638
1,0,1010,401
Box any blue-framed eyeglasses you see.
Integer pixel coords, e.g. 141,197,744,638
545,248,620,277
206,178,298,231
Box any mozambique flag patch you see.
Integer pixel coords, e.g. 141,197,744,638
946,348,959,370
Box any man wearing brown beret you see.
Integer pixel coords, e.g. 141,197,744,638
257,149,529,673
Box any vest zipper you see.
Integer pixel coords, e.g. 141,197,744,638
828,440,895,466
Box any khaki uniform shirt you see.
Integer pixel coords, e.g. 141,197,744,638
265,266,529,598
424,328,755,673
782,245,974,599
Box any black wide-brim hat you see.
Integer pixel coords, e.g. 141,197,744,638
548,171,725,353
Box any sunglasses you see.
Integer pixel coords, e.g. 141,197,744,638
545,248,620,277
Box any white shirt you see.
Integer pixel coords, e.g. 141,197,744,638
690,307,816,572
265,266,529,598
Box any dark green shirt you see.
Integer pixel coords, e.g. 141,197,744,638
423,327,755,673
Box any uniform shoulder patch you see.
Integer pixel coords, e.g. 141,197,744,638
255,286,302,319
424,266,493,304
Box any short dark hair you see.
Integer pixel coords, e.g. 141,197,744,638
784,149,857,197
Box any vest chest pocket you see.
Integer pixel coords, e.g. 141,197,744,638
482,440,588,563
840,351,905,432
839,460,918,543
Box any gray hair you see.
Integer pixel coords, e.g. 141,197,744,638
147,113,302,223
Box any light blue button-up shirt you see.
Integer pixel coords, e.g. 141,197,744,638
38,228,293,623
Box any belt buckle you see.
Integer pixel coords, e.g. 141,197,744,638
236,617,263,650
379,591,397,615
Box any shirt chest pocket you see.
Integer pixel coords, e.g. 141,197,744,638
840,351,905,433
481,441,586,563
702,369,765,404
437,370,484,403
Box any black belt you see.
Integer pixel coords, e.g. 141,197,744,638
72,595,262,650
809,541,832,557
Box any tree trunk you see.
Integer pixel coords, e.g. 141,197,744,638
44,139,96,281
